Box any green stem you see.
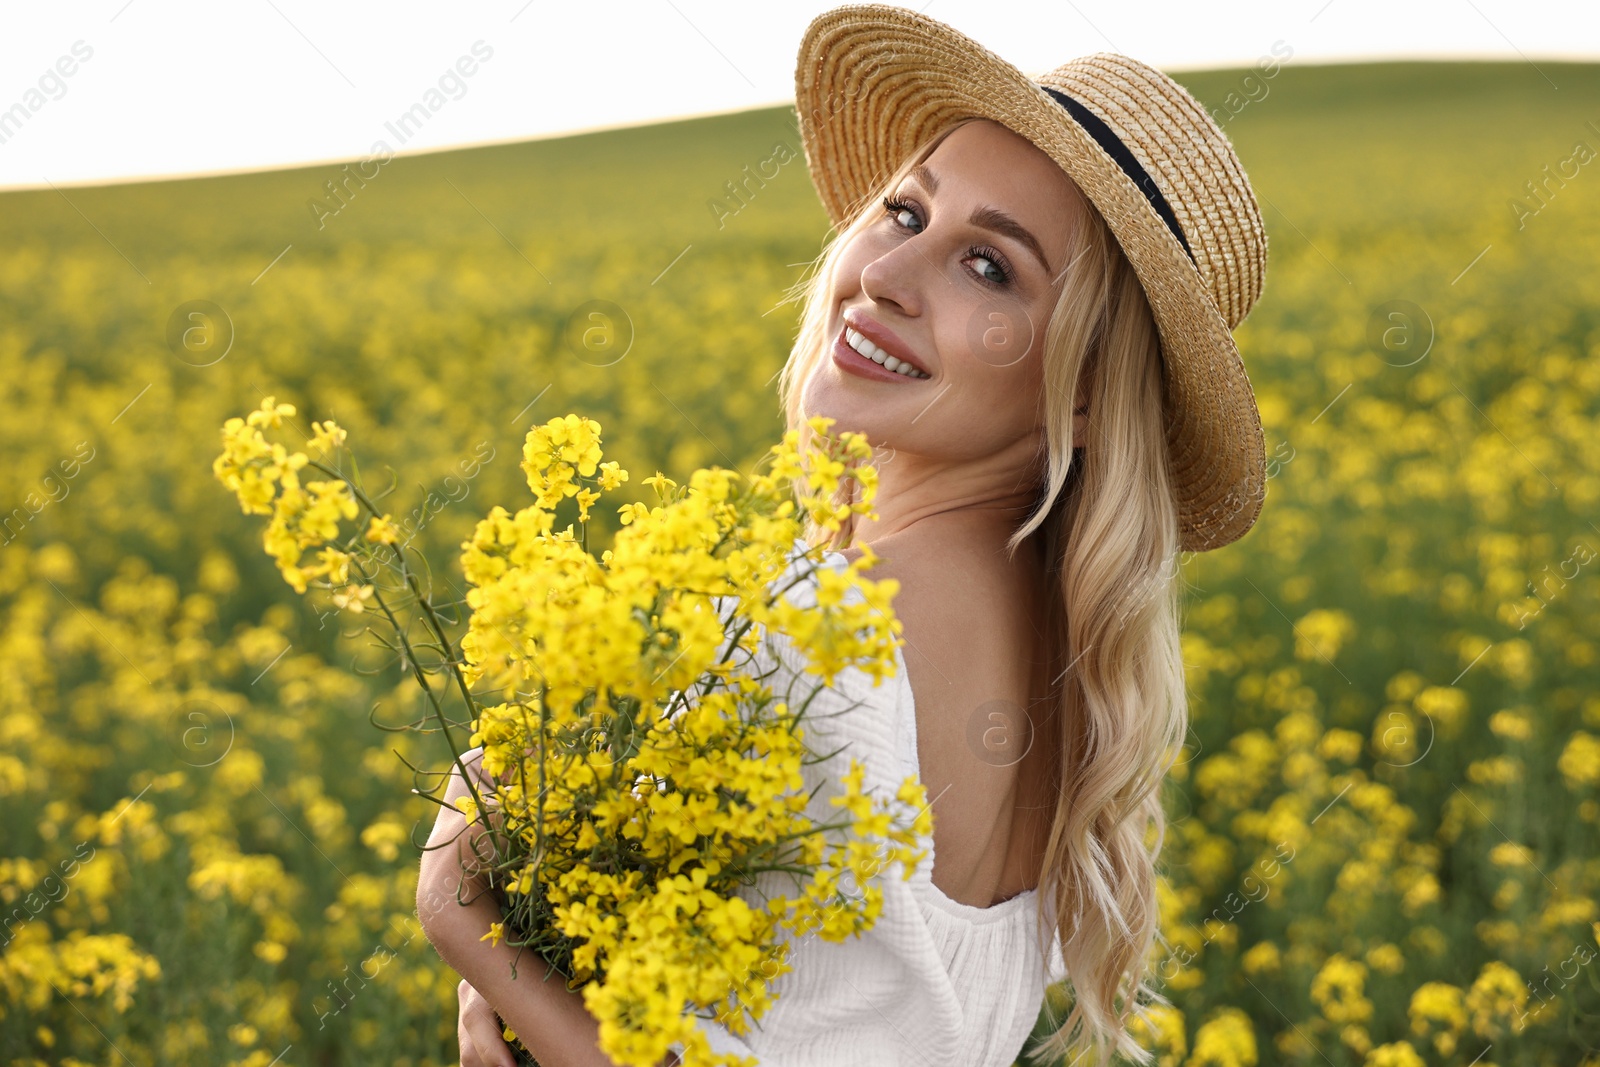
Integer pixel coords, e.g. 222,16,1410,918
310,457,495,849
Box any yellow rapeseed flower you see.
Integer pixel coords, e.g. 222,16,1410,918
364,513,401,544
1558,731,1600,788
1465,960,1529,1039
1313,954,1373,1025
1408,981,1467,1056
1362,1041,1427,1067
1128,1002,1186,1067
1188,1006,1257,1067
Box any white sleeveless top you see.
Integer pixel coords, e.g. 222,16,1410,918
669,537,1064,1067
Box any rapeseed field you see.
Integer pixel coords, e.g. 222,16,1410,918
2,59,1598,1067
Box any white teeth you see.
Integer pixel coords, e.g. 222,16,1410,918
845,326,928,379
847,328,885,361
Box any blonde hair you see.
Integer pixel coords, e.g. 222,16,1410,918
774,117,1187,1066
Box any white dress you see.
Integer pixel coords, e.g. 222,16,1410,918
670,537,1063,1067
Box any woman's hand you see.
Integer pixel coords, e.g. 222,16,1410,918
457,974,686,1067
419,748,692,1067
417,747,623,1067
458,977,517,1067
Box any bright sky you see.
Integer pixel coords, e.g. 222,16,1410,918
1,0,1595,190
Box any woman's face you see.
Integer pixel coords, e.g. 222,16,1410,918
803,118,1084,528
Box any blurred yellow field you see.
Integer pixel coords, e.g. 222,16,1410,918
2,57,1599,1066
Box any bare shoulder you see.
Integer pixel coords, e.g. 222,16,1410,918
838,527,1055,906
839,528,1040,665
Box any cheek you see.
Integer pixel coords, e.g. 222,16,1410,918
953,314,1047,431
949,300,1046,391
960,296,1043,373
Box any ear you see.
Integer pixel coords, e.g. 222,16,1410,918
1071,404,1088,450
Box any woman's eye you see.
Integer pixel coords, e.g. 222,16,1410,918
970,254,1006,285
883,197,922,233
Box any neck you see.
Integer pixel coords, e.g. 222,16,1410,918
845,444,1046,560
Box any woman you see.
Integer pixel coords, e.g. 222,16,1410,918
420,5,1269,1066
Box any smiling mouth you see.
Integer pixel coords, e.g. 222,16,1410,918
838,323,931,380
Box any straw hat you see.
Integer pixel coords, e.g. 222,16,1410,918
793,4,1270,552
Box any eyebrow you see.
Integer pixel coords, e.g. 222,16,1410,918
907,162,1054,277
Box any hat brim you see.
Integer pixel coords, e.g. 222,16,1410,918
793,3,1266,553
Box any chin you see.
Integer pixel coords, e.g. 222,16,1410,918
800,377,881,441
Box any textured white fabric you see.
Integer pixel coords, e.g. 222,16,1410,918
668,537,1061,1066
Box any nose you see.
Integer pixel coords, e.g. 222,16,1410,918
858,232,932,319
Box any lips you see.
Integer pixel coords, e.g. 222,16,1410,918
842,312,932,378
833,327,920,383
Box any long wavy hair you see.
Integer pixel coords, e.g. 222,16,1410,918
774,116,1188,1066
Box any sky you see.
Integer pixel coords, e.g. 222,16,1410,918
1,0,1595,191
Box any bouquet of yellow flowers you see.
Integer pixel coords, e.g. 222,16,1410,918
211,398,934,1067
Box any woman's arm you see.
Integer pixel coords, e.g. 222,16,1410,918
416,746,676,1067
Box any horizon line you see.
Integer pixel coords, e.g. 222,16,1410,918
1,52,1593,195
